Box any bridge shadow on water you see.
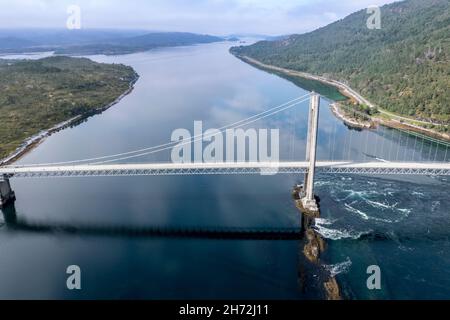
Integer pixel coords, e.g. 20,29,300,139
0,203,336,299
0,203,303,241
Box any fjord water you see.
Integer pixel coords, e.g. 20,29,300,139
1,42,449,299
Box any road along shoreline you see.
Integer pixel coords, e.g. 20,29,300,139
235,54,450,143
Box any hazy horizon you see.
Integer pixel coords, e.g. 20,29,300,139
0,0,399,36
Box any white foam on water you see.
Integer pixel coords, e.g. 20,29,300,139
323,257,352,277
431,201,441,212
344,203,369,220
315,218,336,226
366,200,397,210
313,223,370,241
345,200,411,223
340,189,383,201
396,208,412,216
372,216,400,223
398,244,413,252
315,181,336,187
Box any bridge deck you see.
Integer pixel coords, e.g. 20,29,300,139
1,161,450,177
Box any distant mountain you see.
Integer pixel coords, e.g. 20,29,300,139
55,32,224,55
224,36,240,42
0,37,37,50
227,34,286,41
231,0,450,123
0,30,224,55
0,29,146,47
120,32,222,47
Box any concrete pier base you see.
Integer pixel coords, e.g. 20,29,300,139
301,197,319,214
0,176,15,208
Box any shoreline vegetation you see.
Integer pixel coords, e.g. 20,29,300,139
235,54,450,143
0,56,139,166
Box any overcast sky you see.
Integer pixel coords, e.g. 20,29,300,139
0,0,399,35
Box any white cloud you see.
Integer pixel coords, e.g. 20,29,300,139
0,0,398,35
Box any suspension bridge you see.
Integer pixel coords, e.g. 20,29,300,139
1,93,449,211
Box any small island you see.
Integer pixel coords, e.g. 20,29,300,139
0,56,139,162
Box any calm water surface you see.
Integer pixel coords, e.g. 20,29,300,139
0,42,449,299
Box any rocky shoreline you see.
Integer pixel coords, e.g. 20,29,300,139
292,185,342,300
0,73,139,166
330,103,374,129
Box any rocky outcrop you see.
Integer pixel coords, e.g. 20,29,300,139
324,278,341,300
303,229,325,264
293,185,342,300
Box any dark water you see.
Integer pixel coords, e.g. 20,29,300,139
0,42,449,299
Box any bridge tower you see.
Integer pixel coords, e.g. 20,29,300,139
302,93,320,213
0,175,15,208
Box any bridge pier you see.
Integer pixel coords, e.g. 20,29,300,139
301,93,320,213
0,175,15,208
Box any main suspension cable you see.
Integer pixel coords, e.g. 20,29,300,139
8,93,311,167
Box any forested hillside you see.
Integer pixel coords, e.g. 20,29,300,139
0,56,137,159
231,0,450,123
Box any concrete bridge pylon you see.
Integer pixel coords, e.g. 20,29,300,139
0,175,15,208
302,93,320,213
